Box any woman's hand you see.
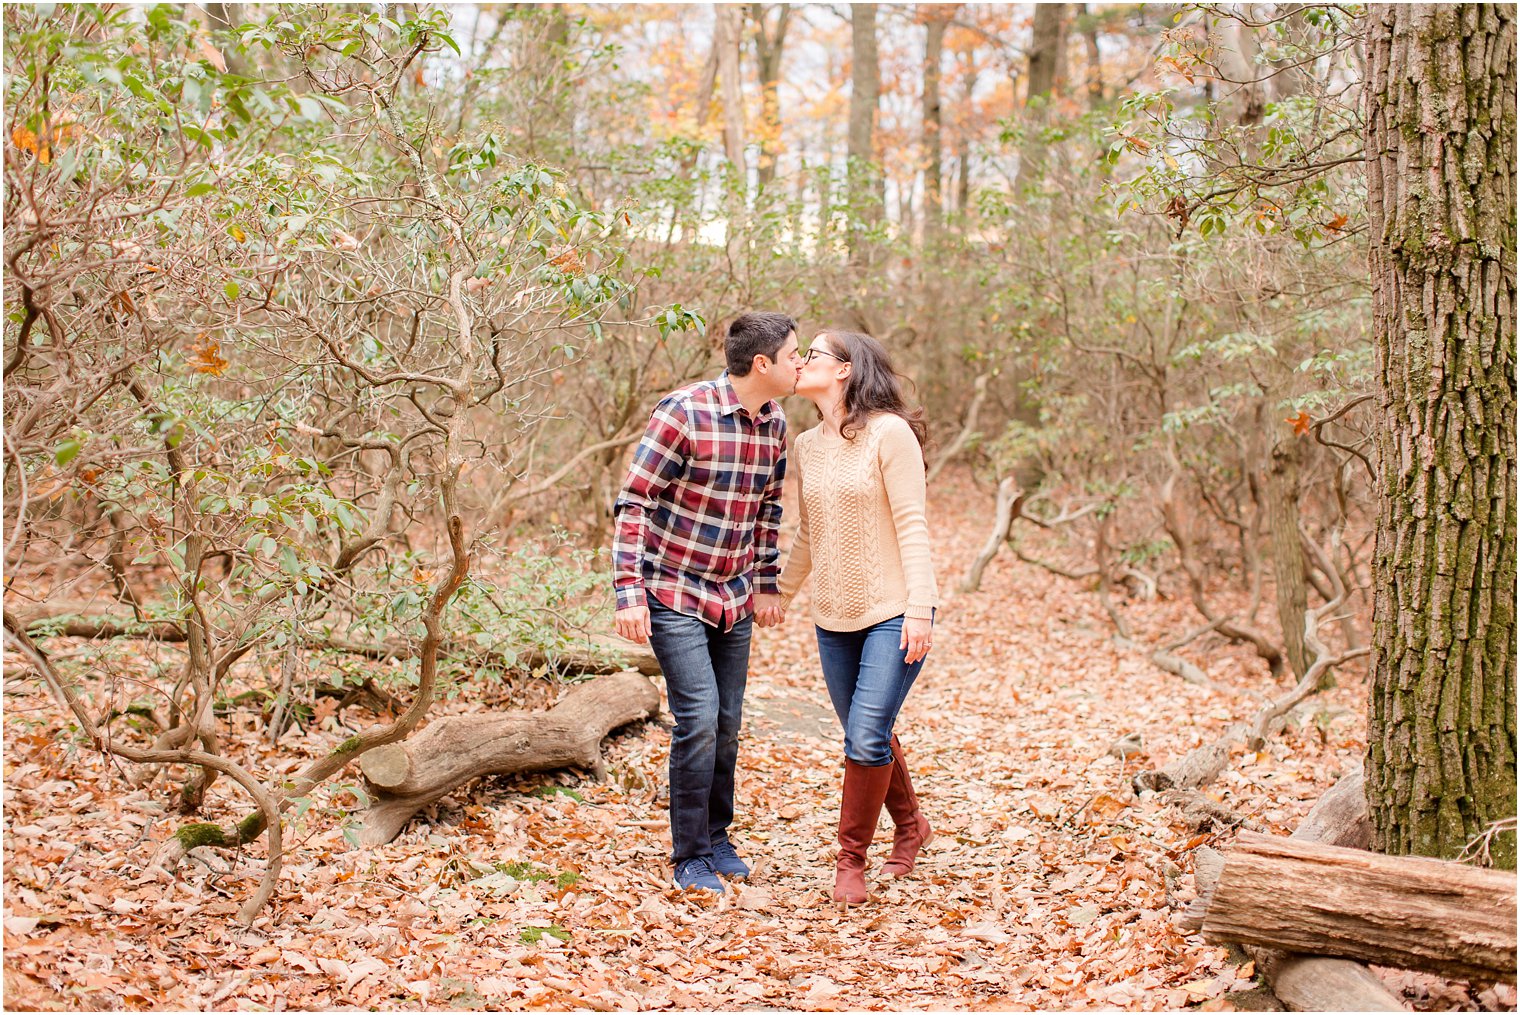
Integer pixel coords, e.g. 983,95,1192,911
754,593,786,628
900,616,933,664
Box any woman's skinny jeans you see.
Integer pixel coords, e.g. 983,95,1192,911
815,614,928,767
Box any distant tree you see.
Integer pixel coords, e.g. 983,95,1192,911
750,3,791,189
920,5,953,235
1016,1,1068,190
715,3,748,177
848,2,881,265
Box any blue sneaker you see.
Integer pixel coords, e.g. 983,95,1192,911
673,856,724,892
710,840,751,880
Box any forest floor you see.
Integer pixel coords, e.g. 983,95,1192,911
3,467,1515,1012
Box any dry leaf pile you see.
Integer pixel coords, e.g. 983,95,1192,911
5,468,1515,1011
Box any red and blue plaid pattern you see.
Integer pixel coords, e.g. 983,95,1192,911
613,373,788,631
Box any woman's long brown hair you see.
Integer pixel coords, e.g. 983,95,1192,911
818,330,929,457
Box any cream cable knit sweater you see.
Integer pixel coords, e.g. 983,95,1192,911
777,412,938,631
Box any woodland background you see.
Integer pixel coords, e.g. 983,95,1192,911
2,2,1515,1010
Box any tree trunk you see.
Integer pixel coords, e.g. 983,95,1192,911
848,3,881,266
358,671,661,845
954,47,978,220
1196,831,1517,984
1218,5,1267,130
715,4,748,178
1079,4,1103,110
1016,2,1067,191
954,49,977,220
1269,3,1315,103
921,9,947,235
1267,437,1311,680
197,3,249,77
1364,3,1517,870
750,3,790,190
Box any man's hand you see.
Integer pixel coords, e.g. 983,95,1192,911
614,604,652,644
900,616,933,664
754,593,785,628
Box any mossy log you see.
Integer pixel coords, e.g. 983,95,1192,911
356,670,660,846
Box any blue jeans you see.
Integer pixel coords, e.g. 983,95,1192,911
646,600,752,863
815,615,928,767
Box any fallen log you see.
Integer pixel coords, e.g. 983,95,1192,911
1198,830,1516,985
1183,768,1406,1011
356,670,660,846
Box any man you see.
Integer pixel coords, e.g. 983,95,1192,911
612,311,801,892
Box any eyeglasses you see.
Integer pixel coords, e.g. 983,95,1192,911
803,348,844,364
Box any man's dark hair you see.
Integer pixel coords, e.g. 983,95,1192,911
725,312,797,376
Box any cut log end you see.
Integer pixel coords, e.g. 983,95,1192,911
359,744,413,789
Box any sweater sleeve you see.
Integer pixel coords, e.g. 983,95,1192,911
777,434,813,610
878,418,937,619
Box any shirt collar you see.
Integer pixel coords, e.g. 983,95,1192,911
715,371,781,423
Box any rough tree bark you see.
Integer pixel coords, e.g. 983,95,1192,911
1363,3,1517,868
848,2,881,266
357,671,660,845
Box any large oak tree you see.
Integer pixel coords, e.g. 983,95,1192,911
1364,3,1517,868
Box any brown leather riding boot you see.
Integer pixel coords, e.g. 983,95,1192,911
833,759,894,907
880,735,933,879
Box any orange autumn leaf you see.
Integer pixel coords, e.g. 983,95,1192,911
548,247,586,277
11,125,39,157
1286,410,1312,437
189,335,229,376
198,37,228,73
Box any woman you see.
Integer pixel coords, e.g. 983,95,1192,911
777,329,937,907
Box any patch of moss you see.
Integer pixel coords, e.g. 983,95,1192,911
236,811,268,843
519,924,570,946
332,736,364,755
530,785,583,802
494,860,548,881
175,822,229,849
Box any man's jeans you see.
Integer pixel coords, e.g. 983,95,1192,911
646,600,752,863
815,615,929,767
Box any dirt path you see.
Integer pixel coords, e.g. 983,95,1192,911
11,469,1493,1011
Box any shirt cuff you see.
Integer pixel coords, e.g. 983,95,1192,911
753,575,780,596
905,603,935,621
614,585,646,611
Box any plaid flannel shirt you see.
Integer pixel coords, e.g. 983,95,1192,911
613,373,787,631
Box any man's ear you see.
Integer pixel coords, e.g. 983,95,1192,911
753,354,771,376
